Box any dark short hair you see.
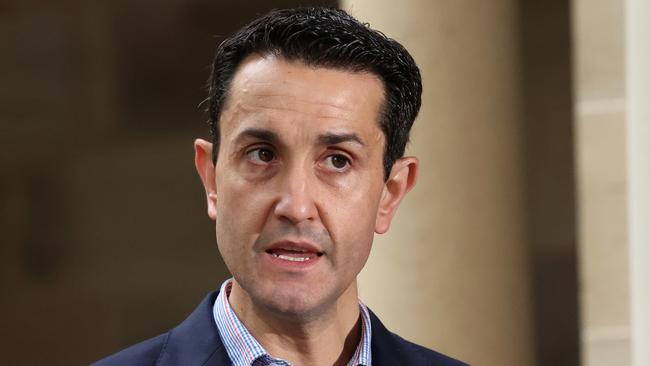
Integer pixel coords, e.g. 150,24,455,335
207,7,422,180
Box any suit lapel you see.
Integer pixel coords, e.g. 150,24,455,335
156,291,231,366
368,309,408,366
154,292,432,366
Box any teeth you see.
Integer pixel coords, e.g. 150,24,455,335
277,254,311,262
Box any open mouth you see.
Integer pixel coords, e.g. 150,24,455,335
265,248,323,262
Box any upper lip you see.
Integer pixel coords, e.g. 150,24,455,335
264,240,324,255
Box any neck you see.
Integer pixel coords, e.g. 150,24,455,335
229,280,362,366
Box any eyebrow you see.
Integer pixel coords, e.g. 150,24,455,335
317,132,365,147
234,128,365,148
235,128,281,145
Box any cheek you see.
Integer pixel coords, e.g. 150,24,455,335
325,178,382,263
214,176,272,254
333,174,383,221
333,218,375,278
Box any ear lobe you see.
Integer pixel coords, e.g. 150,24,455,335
375,157,419,234
194,139,218,220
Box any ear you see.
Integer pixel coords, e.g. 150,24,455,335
375,156,419,234
194,139,218,220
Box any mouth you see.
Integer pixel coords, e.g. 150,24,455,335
264,241,324,265
265,248,323,262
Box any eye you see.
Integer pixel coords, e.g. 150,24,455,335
246,147,275,164
323,154,351,172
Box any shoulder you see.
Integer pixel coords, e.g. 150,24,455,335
390,331,469,366
368,309,468,366
91,290,226,366
91,333,169,366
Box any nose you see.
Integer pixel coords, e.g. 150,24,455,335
273,163,319,224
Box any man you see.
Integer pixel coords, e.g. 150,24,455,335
94,7,466,366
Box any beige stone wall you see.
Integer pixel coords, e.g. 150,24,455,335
572,0,630,365
341,1,535,365
626,1,650,364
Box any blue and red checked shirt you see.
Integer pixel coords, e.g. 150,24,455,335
213,279,372,366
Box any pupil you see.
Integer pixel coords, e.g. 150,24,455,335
259,149,273,162
332,155,347,168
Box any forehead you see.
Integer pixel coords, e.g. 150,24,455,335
219,55,386,141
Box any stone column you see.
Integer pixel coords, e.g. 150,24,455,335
341,1,534,365
626,1,650,365
573,0,630,365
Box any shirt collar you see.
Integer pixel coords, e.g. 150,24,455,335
212,278,372,366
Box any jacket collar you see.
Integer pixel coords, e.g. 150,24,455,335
156,290,409,366
367,308,410,366
156,291,230,366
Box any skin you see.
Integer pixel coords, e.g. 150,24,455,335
195,54,418,366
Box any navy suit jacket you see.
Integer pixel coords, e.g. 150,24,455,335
92,291,467,366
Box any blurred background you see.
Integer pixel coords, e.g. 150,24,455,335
1,1,648,365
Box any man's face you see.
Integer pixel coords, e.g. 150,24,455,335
196,55,412,318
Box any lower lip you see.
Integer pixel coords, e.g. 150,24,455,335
264,252,322,271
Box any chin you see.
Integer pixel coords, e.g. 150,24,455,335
255,284,334,320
